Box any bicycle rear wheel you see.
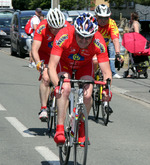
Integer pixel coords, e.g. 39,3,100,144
59,108,71,165
47,97,53,133
101,101,109,126
92,85,100,120
74,104,88,165
47,96,57,133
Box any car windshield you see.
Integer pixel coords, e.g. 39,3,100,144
20,16,33,29
0,11,13,28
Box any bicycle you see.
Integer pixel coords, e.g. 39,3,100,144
58,75,108,165
92,67,111,126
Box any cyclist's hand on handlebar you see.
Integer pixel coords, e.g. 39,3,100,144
36,61,44,72
54,86,64,98
102,89,112,102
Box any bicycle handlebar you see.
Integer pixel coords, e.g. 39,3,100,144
58,75,111,94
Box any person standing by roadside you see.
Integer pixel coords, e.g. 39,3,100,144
129,11,140,33
28,8,42,68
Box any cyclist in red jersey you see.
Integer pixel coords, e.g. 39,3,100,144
48,13,112,145
32,8,70,122
94,4,124,78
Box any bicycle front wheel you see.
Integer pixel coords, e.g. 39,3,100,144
74,104,88,165
101,101,109,126
59,108,71,165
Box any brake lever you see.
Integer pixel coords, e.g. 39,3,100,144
58,75,65,94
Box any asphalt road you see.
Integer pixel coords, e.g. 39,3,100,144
0,46,150,165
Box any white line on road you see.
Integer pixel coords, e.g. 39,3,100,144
5,117,36,137
0,104,6,111
35,146,60,165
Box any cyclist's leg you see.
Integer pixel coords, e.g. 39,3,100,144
39,68,50,121
54,61,72,144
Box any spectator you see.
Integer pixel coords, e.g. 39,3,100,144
129,11,140,33
40,13,45,21
28,8,42,68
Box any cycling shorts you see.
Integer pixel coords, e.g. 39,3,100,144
39,51,50,64
57,59,94,79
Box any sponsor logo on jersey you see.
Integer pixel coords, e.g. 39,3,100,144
48,41,53,48
94,39,105,53
68,53,84,61
37,25,45,34
56,34,68,47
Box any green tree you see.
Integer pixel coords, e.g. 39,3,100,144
12,0,30,10
12,0,51,10
60,0,95,10
29,0,51,10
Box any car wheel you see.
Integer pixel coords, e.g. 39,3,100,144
10,45,17,56
17,43,26,58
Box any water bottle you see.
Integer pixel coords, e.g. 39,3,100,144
70,108,76,145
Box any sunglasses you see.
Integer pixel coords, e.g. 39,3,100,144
77,33,93,40
98,16,109,20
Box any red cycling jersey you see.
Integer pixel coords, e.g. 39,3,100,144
34,20,70,64
51,26,109,70
98,18,119,46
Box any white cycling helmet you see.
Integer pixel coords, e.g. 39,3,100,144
74,12,98,38
95,4,111,17
47,8,65,28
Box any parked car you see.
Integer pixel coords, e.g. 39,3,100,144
62,10,95,23
10,10,48,58
0,8,14,46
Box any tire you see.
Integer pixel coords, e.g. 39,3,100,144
47,108,53,133
10,45,17,56
101,101,110,126
47,97,53,133
144,72,148,78
59,108,71,165
17,43,26,58
123,70,129,78
92,85,100,120
74,104,88,165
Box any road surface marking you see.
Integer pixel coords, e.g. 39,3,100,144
0,104,6,111
5,117,36,137
35,146,60,165
111,85,129,94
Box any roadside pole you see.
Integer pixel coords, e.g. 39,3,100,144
51,0,60,9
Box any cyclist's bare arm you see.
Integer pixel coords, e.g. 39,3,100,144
32,40,42,63
48,54,60,87
99,61,112,85
112,38,120,53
